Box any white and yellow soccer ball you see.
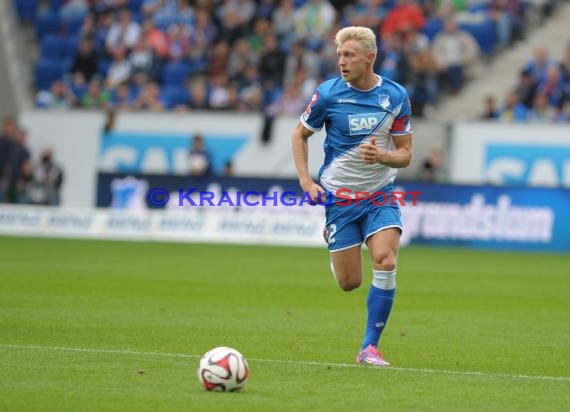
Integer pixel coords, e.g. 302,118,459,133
198,347,249,392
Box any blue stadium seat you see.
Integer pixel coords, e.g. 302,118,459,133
35,10,61,39
48,0,65,10
63,35,80,58
460,19,498,55
161,86,190,109
14,0,39,23
161,62,191,87
422,18,443,41
40,34,66,59
35,58,65,90
62,13,86,35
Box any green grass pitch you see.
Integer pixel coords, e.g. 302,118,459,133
1,236,569,411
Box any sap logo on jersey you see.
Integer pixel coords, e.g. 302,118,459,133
348,113,385,135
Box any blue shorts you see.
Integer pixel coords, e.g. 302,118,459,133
324,184,403,252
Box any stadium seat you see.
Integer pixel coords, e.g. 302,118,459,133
63,35,80,59
40,34,66,59
161,62,192,87
48,0,65,10
62,13,86,35
14,0,39,23
460,19,498,55
422,17,443,41
35,10,61,39
161,86,191,109
34,58,64,90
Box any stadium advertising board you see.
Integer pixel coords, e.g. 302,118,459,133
92,174,569,252
450,123,570,187
99,131,248,175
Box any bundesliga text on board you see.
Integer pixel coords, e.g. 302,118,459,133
146,188,423,208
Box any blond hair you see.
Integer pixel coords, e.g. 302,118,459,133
334,26,377,55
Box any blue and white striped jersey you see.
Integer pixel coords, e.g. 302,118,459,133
300,75,412,197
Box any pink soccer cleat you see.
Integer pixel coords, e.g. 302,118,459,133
356,344,390,367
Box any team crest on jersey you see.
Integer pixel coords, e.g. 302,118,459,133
379,94,391,110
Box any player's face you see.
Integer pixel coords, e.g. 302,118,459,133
337,40,370,83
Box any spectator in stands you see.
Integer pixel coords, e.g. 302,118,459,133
266,83,306,117
36,80,76,109
294,0,337,49
105,48,132,89
344,0,389,30
420,148,445,182
188,78,210,110
166,23,191,61
129,37,162,82
480,95,499,120
432,19,480,94
381,0,425,38
227,38,259,84
5,128,31,204
272,0,296,46
141,18,169,59
0,117,17,203
110,83,134,111
515,68,539,109
223,160,234,177
79,78,112,109
524,46,556,85
283,40,320,89
537,65,566,109
60,0,88,17
560,42,570,83
71,37,99,82
32,147,64,206
528,93,557,122
189,133,213,177
133,82,166,111
259,34,287,88
105,8,142,56
498,89,528,122
209,40,231,79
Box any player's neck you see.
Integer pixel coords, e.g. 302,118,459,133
348,72,379,91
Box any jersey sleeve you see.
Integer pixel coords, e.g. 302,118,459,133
300,88,327,132
390,93,412,136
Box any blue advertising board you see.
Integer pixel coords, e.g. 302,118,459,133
485,144,570,187
96,174,570,252
99,132,247,175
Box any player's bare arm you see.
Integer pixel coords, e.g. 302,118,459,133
359,134,412,168
292,122,325,203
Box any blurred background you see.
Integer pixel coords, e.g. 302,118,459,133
0,0,569,252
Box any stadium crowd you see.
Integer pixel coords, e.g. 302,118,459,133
15,0,563,120
481,43,570,122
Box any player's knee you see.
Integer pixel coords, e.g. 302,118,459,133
337,275,362,291
372,252,396,271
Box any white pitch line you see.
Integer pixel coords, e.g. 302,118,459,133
1,343,569,383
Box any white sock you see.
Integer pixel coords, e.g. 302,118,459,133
372,269,396,290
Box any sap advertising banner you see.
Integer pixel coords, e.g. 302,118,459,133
99,132,247,175
94,174,570,252
450,123,570,187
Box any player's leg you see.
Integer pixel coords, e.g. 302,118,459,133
329,245,363,291
356,200,402,366
324,199,365,291
356,227,400,366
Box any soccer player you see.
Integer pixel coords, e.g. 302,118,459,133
291,26,412,366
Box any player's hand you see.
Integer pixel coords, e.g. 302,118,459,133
360,137,388,164
301,180,326,205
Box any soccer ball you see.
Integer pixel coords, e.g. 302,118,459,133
198,347,249,392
